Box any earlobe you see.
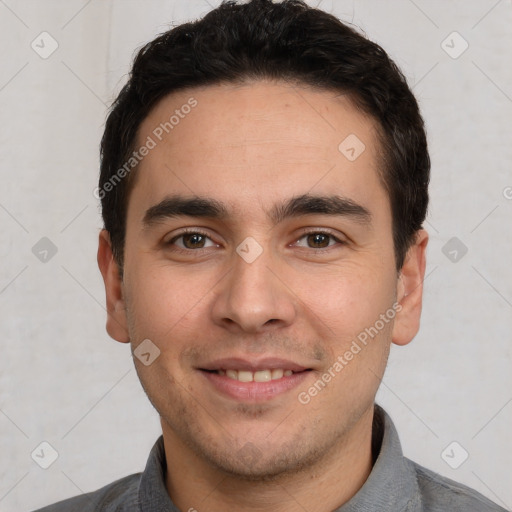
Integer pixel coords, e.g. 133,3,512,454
392,229,428,346
97,229,130,343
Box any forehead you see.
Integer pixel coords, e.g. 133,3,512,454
130,80,387,220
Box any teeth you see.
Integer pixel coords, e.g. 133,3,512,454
218,369,295,382
254,370,271,382
237,370,253,383
271,369,284,380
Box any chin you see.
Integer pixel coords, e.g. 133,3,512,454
199,437,330,482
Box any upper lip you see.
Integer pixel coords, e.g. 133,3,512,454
198,357,310,372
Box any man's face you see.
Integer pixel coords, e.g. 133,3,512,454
100,81,424,478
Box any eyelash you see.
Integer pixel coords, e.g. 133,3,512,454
166,228,218,250
165,228,345,252
293,229,345,250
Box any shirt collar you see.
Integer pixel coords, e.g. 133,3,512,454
138,435,177,511
138,405,419,512
335,404,420,512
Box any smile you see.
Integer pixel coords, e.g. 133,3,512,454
212,368,294,382
199,362,313,402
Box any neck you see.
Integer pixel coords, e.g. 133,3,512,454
162,406,375,512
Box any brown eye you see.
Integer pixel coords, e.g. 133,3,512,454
293,231,344,250
167,231,217,250
307,233,331,248
182,233,207,249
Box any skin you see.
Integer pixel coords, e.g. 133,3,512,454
98,80,428,512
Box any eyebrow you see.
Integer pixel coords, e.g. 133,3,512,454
142,193,372,227
143,196,228,226
269,194,372,226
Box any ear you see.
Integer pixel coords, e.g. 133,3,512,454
392,229,428,346
97,229,130,343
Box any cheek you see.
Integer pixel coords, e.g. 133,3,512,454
288,261,396,336
124,260,216,341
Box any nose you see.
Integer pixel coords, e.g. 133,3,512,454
211,249,297,334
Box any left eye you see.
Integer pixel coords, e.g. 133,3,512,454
170,232,217,250
167,231,342,251
294,232,342,249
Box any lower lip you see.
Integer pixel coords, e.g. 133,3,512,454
199,370,312,402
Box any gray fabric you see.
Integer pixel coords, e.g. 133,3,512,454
32,406,507,512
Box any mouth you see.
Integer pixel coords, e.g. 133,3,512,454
202,368,304,382
197,357,313,402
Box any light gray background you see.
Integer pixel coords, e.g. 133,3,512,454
0,1,511,510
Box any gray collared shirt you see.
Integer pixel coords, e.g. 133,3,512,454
33,406,507,511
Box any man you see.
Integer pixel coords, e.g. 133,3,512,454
34,0,507,510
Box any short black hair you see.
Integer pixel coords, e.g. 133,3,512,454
99,0,429,272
